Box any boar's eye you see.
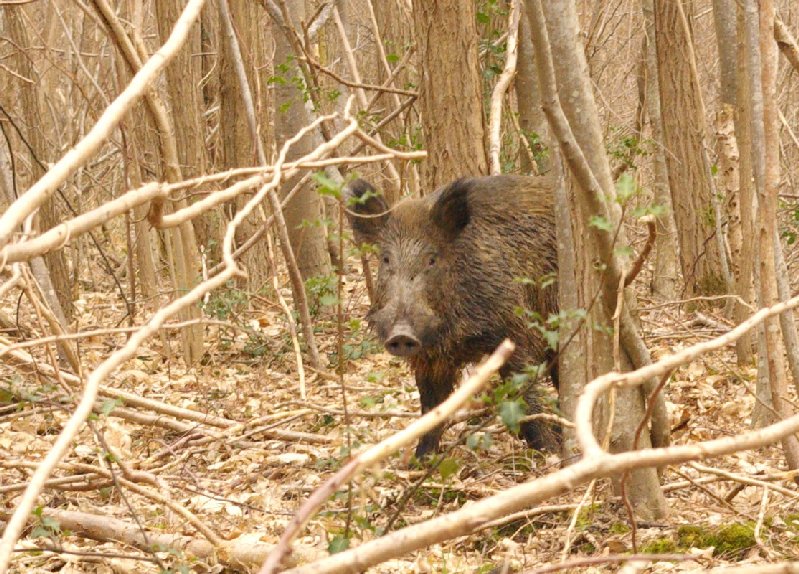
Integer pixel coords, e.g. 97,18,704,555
382,255,390,265
427,255,436,267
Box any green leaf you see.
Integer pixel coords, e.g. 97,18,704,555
99,398,122,416
467,432,493,451
354,514,376,532
588,215,614,232
615,173,637,204
499,400,526,434
614,245,634,258
328,534,350,554
438,457,460,481
30,526,50,539
319,293,338,307
313,172,342,198
543,329,559,351
41,516,60,530
359,396,378,409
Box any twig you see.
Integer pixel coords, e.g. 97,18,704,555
489,0,521,175
690,462,799,499
266,231,306,399
560,480,596,559
330,6,402,191
303,54,416,97
624,217,656,287
753,486,774,558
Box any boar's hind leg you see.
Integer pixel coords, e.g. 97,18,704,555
519,388,561,452
413,362,457,459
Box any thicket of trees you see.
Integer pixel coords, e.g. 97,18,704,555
1,1,799,572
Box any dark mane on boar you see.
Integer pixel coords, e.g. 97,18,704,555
345,175,559,458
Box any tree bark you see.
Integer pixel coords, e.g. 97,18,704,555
653,0,726,296
733,2,756,365
516,8,549,175
155,0,220,257
411,0,488,189
217,1,277,290
97,0,205,365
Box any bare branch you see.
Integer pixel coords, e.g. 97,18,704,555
489,0,521,175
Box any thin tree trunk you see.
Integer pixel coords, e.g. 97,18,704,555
744,0,799,472
713,0,744,325
155,0,219,257
411,0,488,189
218,1,276,290
733,2,756,365
774,229,799,396
113,49,160,306
516,7,549,175
653,0,726,296
97,0,204,365
642,0,679,301
5,6,73,324
271,1,331,282
220,0,321,369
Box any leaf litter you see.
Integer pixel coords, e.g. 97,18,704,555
2,263,799,573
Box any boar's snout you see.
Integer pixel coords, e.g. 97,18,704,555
384,323,421,357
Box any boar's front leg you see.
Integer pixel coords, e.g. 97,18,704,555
412,361,456,459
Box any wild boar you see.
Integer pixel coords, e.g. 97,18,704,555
344,175,559,458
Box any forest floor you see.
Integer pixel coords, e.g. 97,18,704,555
3,263,799,574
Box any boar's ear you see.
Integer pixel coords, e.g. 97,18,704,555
431,178,471,239
343,179,390,244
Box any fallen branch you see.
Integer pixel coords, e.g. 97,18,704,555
24,509,321,571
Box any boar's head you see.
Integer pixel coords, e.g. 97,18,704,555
344,179,472,358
